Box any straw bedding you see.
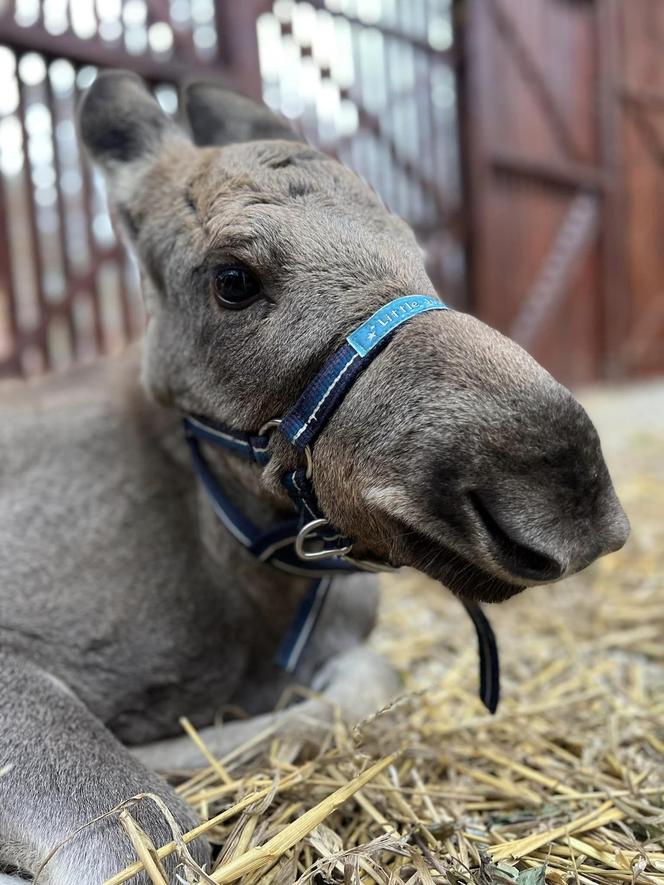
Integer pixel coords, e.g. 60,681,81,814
63,385,664,884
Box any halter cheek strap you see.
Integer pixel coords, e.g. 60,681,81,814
184,294,501,713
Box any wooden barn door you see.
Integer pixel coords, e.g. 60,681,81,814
462,0,664,384
462,0,606,386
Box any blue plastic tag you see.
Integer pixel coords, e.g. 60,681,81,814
346,294,447,357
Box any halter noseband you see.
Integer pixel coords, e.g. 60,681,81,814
183,295,500,713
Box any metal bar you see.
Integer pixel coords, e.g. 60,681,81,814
380,32,397,213
490,150,606,192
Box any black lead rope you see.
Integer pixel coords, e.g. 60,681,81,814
461,599,500,714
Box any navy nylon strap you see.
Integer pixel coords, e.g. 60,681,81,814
275,577,332,672
281,342,364,451
184,415,270,465
282,467,351,545
185,430,260,547
281,295,447,451
185,428,357,578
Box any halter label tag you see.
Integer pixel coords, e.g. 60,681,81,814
346,294,447,357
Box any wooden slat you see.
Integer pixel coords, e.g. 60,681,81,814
491,150,605,192
0,13,232,85
16,74,50,369
487,0,584,162
616,0,664,376
0,170,21,376
597,0,631,380
509,193,601,350
45,70,77,362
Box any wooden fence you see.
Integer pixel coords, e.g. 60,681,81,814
0,0,261,376
463,0,664,383
0,0,662,383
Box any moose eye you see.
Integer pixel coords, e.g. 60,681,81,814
212,266,262,309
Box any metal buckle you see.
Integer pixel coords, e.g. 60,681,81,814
259,417,313,479
261,418,396,572
295,518,353,562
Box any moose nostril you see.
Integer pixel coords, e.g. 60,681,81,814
468,491,565,582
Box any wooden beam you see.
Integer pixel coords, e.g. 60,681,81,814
510,194,601,350
620,88,664,110
490,150,606,192
0,14,230,83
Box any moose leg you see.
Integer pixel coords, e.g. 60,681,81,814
132,646,401,771
0,651,209,885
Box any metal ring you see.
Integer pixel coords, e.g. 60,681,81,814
295,518,353,562
259,417,282,436
259,417,313,480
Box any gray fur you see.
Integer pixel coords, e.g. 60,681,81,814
0,73,628,883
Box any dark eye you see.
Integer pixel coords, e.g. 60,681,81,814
212,266,262,309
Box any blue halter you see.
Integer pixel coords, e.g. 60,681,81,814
184,295,500,713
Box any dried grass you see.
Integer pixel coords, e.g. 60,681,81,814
103,388,664,884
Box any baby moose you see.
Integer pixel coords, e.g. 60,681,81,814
0,72,628,884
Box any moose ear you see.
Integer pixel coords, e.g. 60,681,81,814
79,70,180,172
184,82,301,147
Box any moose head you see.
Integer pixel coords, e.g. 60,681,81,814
80,72,629,604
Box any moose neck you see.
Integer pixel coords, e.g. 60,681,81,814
175,418,315,617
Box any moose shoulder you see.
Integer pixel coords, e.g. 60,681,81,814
0,72,628,885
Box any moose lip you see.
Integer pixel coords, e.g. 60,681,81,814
404,530,526,603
